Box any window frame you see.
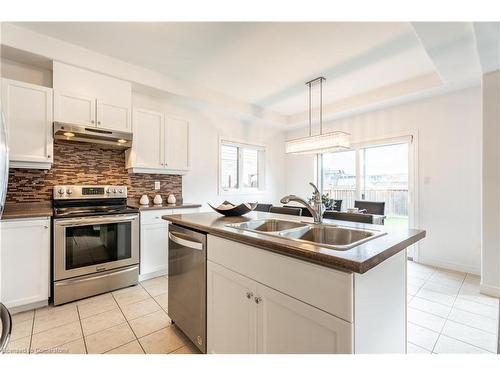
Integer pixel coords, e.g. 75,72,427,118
319,135,413,201
218,137,266,195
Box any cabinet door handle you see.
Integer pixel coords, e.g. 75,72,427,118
91,120,95,124
254,296,262,304
246,292,253,299
47,155,51,159
44,225,49,229
97,121,101,125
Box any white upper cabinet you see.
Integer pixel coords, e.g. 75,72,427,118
97,99,131,131
54,90,96,127
126,108,190,175
1,78,53,169
128,108,164,169
53,61,131,132
165,116,190,171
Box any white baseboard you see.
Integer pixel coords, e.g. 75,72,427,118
416,256,480,275
480,283,500,298
8,300,48,315
139,269,168,282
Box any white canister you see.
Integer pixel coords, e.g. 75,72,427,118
167,194,176,204
139,194,150,205
153,194,163,205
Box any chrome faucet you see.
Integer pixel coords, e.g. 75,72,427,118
280,182,324,224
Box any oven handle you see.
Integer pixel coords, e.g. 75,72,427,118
55,266,139,286
169,231,204,250
55,214,138,227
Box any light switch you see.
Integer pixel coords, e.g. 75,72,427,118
154,181,160,190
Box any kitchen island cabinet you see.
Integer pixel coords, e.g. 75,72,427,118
164,211,425,354
207,235,405,354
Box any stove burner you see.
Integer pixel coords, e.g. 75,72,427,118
52,185,138,218
54,205,138,218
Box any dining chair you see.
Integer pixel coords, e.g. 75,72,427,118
354,200,385,215
270,206,302,216
323,211,374,224
332,199,343,211
254,203,273,212
283,205,312,217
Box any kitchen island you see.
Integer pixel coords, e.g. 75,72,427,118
163,211,426,354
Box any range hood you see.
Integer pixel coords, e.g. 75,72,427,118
53,122,133,148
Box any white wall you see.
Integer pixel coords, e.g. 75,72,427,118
132,92,286,211
481,70,500,297
0,23,287,210
0,58,52,87
285,87,482,275
1,23,285,126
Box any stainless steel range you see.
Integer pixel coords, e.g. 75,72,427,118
52,185,139,305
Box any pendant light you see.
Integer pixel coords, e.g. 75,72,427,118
285,77,350,154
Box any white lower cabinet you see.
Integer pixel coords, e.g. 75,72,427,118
0,217,50,310
256,282,352,354
140,209,170,281
139,207,200,281
207,261,257,354
207,235,407,354
207,260,352,354
140,222,169,280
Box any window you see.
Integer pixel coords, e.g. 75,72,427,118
219,139,264,193
321,150,356,209
220,145,239,190
320,138,411,229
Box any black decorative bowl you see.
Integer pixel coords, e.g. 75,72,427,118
208,201,258,217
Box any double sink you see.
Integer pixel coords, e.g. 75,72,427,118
226,219,386,251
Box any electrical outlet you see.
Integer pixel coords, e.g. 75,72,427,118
154,181,160,190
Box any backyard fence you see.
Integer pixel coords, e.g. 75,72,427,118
326,188,408,217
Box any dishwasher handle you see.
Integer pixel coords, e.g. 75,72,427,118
169,231,204,251
0,303,12,353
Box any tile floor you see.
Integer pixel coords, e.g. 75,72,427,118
407,261,499,354
5,262,499,354
5,275,200,354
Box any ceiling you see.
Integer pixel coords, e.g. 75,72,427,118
11,22,440,116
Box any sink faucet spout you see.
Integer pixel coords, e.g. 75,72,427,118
280,182,324,224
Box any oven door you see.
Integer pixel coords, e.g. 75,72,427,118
54,214,139,281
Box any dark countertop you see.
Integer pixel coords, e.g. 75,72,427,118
0,201,201,219
163,211,426,274
127,200,201,211
1,202,53,220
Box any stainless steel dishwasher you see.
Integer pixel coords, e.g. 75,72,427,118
168,224,207,353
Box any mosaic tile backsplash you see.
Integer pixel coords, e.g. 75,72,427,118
6,141,182,203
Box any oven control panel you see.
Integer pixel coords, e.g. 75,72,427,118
53,185,128,200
